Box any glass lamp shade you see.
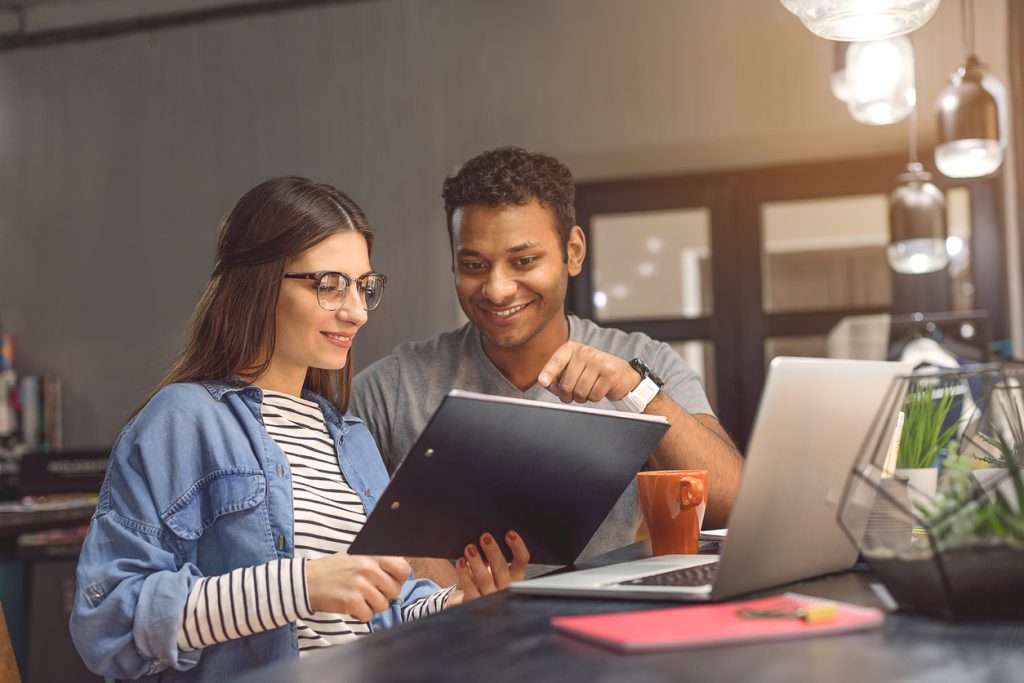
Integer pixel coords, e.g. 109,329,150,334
832,69,851,102
844,36,915,125
831,41,851,102
780,0,941,41
887,162,949,274
935,55,1006,178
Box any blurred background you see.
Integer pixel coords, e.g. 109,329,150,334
0,0,1020,680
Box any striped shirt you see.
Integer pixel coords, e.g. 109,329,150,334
177,390,454,655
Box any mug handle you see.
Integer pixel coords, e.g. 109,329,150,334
679,477,705,509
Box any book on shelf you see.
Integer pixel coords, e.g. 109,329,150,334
0,331,63,454
39,374,62,452
551,593,885,653
19,375,40,450
0,371,15,442
1,380,63,454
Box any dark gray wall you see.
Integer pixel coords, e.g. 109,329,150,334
0,0,1015,447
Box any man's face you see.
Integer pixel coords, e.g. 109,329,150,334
452,200,584,350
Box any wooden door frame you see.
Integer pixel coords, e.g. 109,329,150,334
1010,0,1024,356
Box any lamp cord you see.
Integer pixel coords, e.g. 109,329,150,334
908,101,918,164
908,32,917,165
962,0,975,56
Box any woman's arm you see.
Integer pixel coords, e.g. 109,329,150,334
177,558,313,652
71,510,204,679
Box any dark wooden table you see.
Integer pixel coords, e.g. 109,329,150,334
227,543,1024,683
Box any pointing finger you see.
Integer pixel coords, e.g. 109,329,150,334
538,341,577,389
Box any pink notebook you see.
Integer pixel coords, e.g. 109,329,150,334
551,593,885,653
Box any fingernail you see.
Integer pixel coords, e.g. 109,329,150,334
538,374,549,386
466,545,478,558
456,557,466,569
506,530,518,541
481,533,494,546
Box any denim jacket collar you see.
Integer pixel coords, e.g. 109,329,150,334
200,379,364,427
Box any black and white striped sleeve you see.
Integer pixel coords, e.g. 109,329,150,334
400,585,458,622
177,558,314,652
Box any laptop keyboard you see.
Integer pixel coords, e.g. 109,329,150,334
618,561,719,587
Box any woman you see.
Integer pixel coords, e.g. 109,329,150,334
70,177,529,682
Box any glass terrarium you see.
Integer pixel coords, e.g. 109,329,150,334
838,366,1024,619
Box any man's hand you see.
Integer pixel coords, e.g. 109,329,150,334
539,340,744,528
537,341,639,404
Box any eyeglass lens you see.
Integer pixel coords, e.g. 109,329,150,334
316,273,385,311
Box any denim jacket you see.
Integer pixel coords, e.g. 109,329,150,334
70,381,440,682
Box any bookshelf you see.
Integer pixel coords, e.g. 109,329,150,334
0,331,64,497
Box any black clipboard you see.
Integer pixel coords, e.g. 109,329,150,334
349,390,670,566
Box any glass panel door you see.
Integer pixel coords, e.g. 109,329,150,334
590,208,713,321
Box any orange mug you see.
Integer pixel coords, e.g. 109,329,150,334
636,470,708,556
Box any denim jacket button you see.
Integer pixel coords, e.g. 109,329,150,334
363,488,371,497
278,535,285,550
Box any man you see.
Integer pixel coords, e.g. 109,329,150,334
352,147,742,583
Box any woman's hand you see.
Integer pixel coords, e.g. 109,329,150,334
305,551,411,621
447,530,530,606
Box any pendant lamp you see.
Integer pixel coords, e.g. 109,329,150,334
844,35,915,125
831,41,851,102
780,0,941,41
888,107,949,274
934,0,1006,178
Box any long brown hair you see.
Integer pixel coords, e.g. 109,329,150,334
137,177,374,416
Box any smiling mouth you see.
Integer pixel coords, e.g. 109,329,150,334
489,303,529,318
322,332,354,342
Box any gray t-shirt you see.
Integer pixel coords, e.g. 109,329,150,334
351,314,714,561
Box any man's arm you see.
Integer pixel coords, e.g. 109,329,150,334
409,557,458,588
538,341,743,530
642,393,742,529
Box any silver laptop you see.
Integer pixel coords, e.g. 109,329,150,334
509,356,911,602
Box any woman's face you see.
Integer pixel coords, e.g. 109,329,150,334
260,231,372,395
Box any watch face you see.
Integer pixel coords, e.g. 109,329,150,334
630,358,665,387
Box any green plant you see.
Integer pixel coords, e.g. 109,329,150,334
975,421,1024,469
918,435,1024,551
977,426,1024,518
897,382,960,469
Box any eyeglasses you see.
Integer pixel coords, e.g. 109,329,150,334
283,271,388,311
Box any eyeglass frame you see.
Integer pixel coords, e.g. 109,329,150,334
282,270,388,311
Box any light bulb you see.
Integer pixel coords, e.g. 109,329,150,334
935,139,1003,178
887,239,949,274
845,36,915,125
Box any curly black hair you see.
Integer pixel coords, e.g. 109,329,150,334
441,146,576,260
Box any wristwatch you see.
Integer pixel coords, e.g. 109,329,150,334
620,358,665,413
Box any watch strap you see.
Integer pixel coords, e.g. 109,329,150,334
620,376,661,413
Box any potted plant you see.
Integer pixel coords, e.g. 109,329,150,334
839,367,1024,619
895,379,960,512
